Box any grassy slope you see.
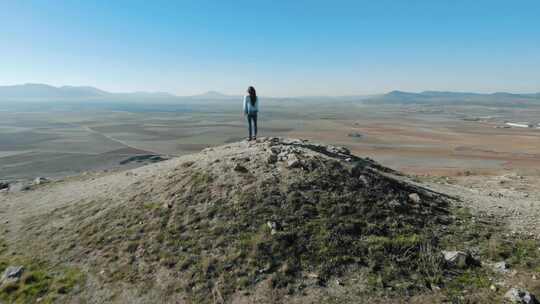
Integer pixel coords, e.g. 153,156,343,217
2,139,539,303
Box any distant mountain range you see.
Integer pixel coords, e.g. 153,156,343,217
367,90,540,106
0,83,240,102
0,83,108,99
192,90,239,99
0,83,179,101
0,84,539,105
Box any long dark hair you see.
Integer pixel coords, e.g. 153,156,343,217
247,86,257,106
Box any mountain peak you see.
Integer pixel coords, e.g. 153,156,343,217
195,90,231,98
387,90,410,95
203,90,225,95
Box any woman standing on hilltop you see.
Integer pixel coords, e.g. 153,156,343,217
243,86,259,141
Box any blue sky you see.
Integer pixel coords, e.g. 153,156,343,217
1,0,539,96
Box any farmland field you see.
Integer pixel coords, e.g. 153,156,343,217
1,99,540,180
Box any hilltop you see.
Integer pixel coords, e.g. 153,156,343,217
0,138,539,303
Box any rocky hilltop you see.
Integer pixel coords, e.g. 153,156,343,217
0,138,539,303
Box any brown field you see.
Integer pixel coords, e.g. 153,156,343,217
290,114,540,176
1,101,540,179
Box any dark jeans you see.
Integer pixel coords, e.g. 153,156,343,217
247,112,258,139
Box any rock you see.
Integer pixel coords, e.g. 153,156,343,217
267,154,278,164
270,147,281,155
358,175,369,186
233,164,249,173
283,138,303,145
267,221,278,235
34,177,49,185
287,159,301,168
504,288,538,304
492,261,510,273
287,157,302,168
0,182,9,190
409,193,421,204
267,137,281,146
442,251,479,268
277,152,289,161
1,266,24,284
327,145,350,155
388,200,402,209
266,222,277,235
257,263,272,274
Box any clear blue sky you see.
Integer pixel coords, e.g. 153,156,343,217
1,0,539,96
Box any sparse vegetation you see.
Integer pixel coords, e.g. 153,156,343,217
438,205,540,302
4,138,540,303
0,238,86,303
445,268,495,303
17,139,458,303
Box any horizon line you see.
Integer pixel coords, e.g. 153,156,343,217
1,82,539,98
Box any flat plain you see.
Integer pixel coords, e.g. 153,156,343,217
1,99,540,180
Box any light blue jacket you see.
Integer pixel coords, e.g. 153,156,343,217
243,95,259,114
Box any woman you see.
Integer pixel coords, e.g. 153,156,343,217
243,86,259,141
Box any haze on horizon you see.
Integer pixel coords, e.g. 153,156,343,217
1,0,539,97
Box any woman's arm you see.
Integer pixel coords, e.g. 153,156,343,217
242,96,247,115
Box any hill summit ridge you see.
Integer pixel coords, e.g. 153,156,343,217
21,137,453,303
